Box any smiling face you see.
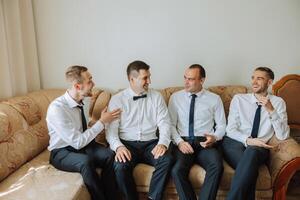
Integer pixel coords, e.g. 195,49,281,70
184,68,204,93
251,70,273,95
129,69,151,94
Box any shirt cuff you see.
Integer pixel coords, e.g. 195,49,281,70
242,135,250,147
213,132,224,141
269,110,280,121
110,141,124,152
158,138,170,149
90,121,104,134
174,137,184,146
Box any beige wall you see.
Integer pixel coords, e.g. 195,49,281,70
32,0,300,91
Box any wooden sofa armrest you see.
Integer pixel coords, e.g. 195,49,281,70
267,136,300,200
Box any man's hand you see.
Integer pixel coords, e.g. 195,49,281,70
115,146,131,162
178,141,194,154
151,144,167,159
200,133,216,148
99,107,121,124
246,138,275,149
257,96,274,113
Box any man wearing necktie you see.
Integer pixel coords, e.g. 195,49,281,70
169,64,226,200
106,61,173,200
222,67,290,200
46,65,121,200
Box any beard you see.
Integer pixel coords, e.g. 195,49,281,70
253,85,268,94
85,91,93,97
81,88,93,97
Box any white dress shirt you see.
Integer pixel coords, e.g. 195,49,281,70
169,89,226,145
106,88,171,152
226,93,290,146
47,92,104,151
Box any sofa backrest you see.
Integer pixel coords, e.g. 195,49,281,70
89,85,248,119
89,85,249,144
0,89,64,181
158,85,248,117
0,86,248,182
272,74,300,130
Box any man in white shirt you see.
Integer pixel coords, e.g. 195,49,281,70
47,65,121,200
169,64,226,200
106,60,173,200
223,67,290,200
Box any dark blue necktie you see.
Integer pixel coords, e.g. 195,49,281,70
133,94,147,101
77,105,87,132
188,94,197,140
251,104,262,138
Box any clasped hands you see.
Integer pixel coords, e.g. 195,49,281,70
115,144,167,162
178,133,217,154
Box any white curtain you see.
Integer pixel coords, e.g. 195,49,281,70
0,0,40,99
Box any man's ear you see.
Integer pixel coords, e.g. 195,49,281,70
74,82,82,90
129,75,135,83
201,77,206,84
267,79,273,87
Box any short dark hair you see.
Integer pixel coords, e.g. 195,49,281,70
65,65,88,83
189,64,206,78
255,67,274,80
126,60,150,78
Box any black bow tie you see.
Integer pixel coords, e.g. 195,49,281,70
133,94,147,101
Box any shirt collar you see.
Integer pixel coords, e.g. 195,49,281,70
64,91,83,108
126,87,148,99
250,93,270,104
186,88,205,98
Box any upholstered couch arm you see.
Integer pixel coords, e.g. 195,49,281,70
267,136,300,199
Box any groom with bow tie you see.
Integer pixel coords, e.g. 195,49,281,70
106,60,173,200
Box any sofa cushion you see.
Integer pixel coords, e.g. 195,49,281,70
0,150,90,200
0,104,29,181
0,91,53,182
208,86,248,117
27,91,52,119
3,96,42,126
133,161,271,193
40,89,65,103
159,87,183,105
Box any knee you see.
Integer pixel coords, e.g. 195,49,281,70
80,156,94,171
208,161,224,176
245,147,261,161
114,161,133,173
105,149,115,162
215,162,224,175
171,162,188,178
159,153,173,165
171,162,180,176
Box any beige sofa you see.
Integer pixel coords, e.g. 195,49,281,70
0,86,300,200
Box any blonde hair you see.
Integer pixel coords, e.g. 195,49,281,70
65,65,88,83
